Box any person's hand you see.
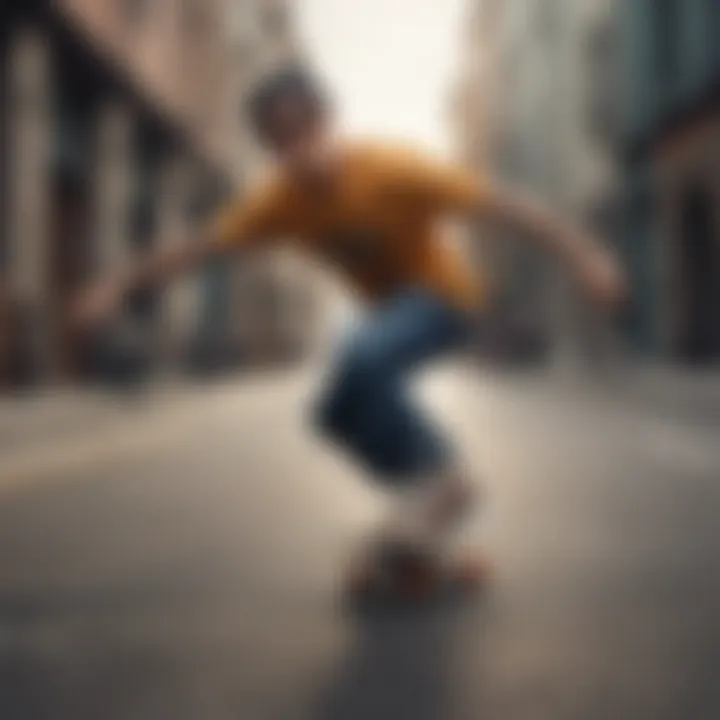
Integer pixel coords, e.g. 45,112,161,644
71,278,124,334
574,245,628,311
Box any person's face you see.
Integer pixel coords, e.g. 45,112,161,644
265,95,333,178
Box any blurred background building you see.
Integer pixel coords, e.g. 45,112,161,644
0,0,320,390
620,0,720,364
199,0,324,372
452,0,622,371
2,0,719,391
451,0,720,373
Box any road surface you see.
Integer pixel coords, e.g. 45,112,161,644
1,366,719,719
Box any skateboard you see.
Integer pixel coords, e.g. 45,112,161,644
344,539,490,604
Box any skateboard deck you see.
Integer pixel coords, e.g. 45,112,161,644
344,542,490,604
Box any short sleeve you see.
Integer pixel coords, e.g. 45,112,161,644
387,146,493,216
208,179,287,250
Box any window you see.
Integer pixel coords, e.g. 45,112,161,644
655,0,680,88
121,0,150,26
585,19,617,144
586,193,620,242
534,0,557,43
181,0,211,38
0,73,6,274
235,37,257,68
711,0,720,68
230,1,257,40
263,4,288,38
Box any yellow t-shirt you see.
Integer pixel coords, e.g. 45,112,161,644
211,142,491,309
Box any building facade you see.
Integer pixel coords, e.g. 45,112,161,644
190,0,323,371
0,0,237,387
452,0,622,369
0,0,319,388
620,0,720,363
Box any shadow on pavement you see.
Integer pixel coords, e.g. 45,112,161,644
314,591,486,720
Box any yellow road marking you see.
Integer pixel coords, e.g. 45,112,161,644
0,397,236,496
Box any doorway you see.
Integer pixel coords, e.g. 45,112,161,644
677,187,720,362
48,173,91,379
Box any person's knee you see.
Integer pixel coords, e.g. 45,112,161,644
312,345,389,438
311,388,340,438
340,342,389,392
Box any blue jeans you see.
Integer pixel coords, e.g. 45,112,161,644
313,288,468,483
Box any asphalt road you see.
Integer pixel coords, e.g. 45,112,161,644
1,366,719,720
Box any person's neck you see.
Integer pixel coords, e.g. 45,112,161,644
297,139,346,190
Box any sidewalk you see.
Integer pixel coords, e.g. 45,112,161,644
581,364,720,426
0,387,130,455
2,363,719,468
497,361,720,427
0,367,316,466
0,379,203,459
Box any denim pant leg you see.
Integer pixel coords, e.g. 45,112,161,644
314,289,467,483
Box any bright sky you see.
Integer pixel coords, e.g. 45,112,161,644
296,0,467,153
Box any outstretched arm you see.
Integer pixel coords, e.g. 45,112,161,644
391,148,627,309
72,178,287,331
71,233,227,331
479,186,627,309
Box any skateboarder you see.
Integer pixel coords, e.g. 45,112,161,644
73,67,626,596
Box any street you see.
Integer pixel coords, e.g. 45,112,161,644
1,366,720,720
